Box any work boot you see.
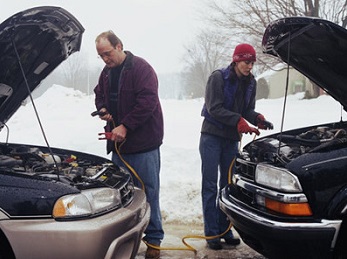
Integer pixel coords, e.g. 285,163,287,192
207,241,223,250
145,246,160,259
222,236,241,246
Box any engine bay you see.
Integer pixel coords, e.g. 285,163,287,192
0,142,128,188
244,125,347,166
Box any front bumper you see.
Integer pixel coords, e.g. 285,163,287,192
1,189,150,259
219,188,341,259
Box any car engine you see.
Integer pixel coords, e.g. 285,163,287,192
0,142,132,190
244,125,347,167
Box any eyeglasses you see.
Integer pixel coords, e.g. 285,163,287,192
98,48,115,59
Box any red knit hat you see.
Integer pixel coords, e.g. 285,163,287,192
232,43,256,62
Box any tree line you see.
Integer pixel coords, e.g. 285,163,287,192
181,0,347,99
41,0,346,100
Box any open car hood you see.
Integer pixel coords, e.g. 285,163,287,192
0,6,84,126
262,17,347,110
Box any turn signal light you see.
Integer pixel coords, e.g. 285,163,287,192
265,198,312,216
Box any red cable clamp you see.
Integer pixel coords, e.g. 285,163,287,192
98,132,112,140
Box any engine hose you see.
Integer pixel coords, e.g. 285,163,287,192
113,129,239,255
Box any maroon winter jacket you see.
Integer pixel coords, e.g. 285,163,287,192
94,51,164,154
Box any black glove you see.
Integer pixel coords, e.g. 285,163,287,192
256,114,273,130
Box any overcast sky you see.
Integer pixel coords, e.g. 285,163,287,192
0,0,204,74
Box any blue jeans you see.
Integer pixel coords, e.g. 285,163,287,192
112,148,164,245
199,133,238,242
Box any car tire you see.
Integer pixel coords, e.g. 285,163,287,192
333,219,347,259
0,231,15,259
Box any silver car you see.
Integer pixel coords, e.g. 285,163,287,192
0,6,150,259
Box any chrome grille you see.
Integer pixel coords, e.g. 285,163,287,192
236,159,256,181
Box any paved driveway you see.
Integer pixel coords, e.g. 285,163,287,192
136,223,266,258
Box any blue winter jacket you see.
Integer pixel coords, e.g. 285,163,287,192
201,65,259,141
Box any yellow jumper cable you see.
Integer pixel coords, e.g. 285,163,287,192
108,123,245,255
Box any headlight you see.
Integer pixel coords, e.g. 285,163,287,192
53,188,122,219
255,164,302,192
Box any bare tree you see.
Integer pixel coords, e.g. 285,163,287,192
60,51,89,92
182,30,234,98
182,0,347,99
205,0,347,73
319,0,347,26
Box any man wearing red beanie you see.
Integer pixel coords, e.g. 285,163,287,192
199,43,273,250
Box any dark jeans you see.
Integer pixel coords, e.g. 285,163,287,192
199,133,238,242
112,148,164,245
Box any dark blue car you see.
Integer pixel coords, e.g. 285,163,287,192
220,17,347,259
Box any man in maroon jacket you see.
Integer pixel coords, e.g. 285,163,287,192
94,30,164,259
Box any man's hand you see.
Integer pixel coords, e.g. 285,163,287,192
237,117,260,135
111,124,127,142
97,108,113,122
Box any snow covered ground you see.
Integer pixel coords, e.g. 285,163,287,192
1,85,346,225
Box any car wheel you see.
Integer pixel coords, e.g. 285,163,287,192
333,220,347,259
0,231,15,259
